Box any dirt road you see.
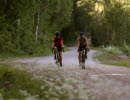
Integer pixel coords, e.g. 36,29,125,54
16,47,130,100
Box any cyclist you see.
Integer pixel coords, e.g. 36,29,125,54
52,31,64,66
77,32,89,65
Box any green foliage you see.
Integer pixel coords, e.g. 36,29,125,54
74,0,94,32
108,61,130,68
1,0,130,54
121,45,130,56
75,0,130,47
0,65,43,99
0,65,92,100
0,0,74,55
103,45,122,54
96,50,130,68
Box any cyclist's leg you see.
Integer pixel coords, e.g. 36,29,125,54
59,51,62,66
57,46,63,66
85,47,88,58
78,51,82,64
54,47,57,60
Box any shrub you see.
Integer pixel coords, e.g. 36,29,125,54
121,45,130,56
103,45,122,54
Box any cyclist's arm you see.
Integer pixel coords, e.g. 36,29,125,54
77,39,80,49
86,38,90,52
52,39,55,48
61,39,64,46
86,38,89,48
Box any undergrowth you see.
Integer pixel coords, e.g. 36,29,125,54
96,45,130,67
0,64,93,100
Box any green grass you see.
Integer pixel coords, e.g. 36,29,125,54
106,61,130,67
96,50,130,68
0,65,92,100
103,45,122,54
121,45,130,56
0,46,70,61
0,48,52,60
0,65,72,100
0,48,54,62
89,45,101,50
0,65,44,100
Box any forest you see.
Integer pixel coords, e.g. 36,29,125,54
0,1,130,99
0,0,130,55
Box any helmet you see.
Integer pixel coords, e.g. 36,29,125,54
80,32,84,36
55,31,60,36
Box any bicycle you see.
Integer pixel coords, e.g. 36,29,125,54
80,48,86,69
52,47,64,67
79,48,89,69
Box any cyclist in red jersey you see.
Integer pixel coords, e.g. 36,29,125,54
52,31,64,66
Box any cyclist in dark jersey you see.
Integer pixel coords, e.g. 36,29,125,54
77,32,89,65
52,31,64,66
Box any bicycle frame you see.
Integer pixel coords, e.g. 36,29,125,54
52,47,64,67
56,51,61,64
80,48,86,69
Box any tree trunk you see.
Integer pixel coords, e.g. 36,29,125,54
35,12,40,42
124,0,128,45
17,18,21,49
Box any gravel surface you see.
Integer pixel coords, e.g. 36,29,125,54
15,47,130,100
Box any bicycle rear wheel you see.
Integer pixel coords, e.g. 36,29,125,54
55,52,62,67
82,51,85,69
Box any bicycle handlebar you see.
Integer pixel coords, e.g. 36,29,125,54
52,47,64,52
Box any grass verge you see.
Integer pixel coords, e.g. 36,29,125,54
89,45,102,50
0,65,74,100
0,64,93,100
0,48,52,61
0,46,70,61
106,61,130,67
0,65,44,100
96,50,130,68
